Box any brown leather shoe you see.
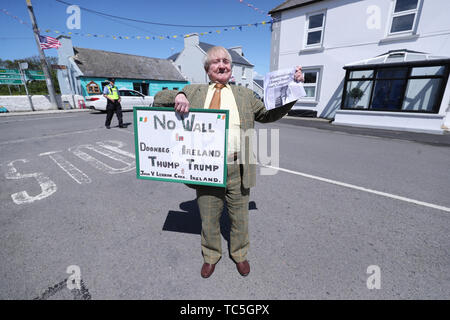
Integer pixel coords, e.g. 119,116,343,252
201,263,216,278
236,260,250,277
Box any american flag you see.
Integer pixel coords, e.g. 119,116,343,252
38,35,61,50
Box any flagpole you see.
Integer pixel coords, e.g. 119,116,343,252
26,0,60,110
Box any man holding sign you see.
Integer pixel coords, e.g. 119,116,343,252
154,46,304,278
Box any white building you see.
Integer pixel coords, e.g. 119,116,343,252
168,34,255,89
253,79,264,99
270,0,450,133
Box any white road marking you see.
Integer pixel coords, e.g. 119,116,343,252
0,128,103,146
39,151,91,184
96,140,135,159
260,164,450,213
69,142,135,174
5,159,57,205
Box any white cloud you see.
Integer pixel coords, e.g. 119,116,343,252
253,70,264,80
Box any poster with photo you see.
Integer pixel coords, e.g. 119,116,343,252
264,68,307,110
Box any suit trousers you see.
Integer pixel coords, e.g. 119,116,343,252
196,163,250,264
105,99,123,127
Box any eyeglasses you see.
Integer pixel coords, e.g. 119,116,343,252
210,58,231,65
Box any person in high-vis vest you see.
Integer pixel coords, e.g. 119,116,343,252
103,78,124,129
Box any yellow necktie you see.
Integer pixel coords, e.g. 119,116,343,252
208,83,225,109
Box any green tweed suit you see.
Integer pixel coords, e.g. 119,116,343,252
153,84,295,264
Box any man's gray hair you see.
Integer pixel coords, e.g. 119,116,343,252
203,46,232,72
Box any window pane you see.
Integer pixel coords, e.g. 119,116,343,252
304,86,316,98
344,81,373,109
376,67,408,79
386,53,405,63
411,66,445,76
309,14,324,29
402,78,441,112
371,79,408,111
307,31,322,45
394,0,418,13
349,70,374,79
390,14,415,33
304,72,317,84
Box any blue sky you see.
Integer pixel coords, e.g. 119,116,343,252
0,0,283,77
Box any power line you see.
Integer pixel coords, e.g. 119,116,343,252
54,0,272,28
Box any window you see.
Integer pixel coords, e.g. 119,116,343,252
101,82,109,91
388,0,421,35
342,64,449,113
133,82,149,95
86,81,100,94
305,12,325,47
119,90,131,96
128,90,142,97
242,67,246,79
173,87,179,91
301,69,320,101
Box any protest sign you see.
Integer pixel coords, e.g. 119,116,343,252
134,107,229,187
264,68,306,110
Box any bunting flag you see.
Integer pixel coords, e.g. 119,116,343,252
38,19,274,41
2,7,277,42
237,0,271,17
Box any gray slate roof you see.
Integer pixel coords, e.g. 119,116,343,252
168,42,254,67
269,0,324,14
73,47,186,81
254,79,264,88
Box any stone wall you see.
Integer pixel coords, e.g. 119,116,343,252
0,95,86,112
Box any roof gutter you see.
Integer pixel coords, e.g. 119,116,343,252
269,0,324,14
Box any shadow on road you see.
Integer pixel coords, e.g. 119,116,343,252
163,199,258,245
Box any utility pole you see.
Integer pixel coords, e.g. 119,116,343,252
26,0,60,110
18,62,35,111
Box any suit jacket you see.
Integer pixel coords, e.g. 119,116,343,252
153,84,296,189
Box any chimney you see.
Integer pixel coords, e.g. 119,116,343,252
56,35,75,64
229,46,243,56
184,33,199,48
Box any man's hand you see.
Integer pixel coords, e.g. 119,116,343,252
294,66,305,83
175,93,190,114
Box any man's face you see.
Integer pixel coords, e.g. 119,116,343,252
207,50,232,84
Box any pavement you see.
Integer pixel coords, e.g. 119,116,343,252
280,116,450,147
2,108,450,146
0,109,449,300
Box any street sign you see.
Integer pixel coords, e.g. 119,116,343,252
27,70,44,76
0,69,45,81
0,74,22,80
0,79,23,85
0,68,20,74
51,64,67,70
25,70,45,81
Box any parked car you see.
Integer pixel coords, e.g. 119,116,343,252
85,89,154,111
